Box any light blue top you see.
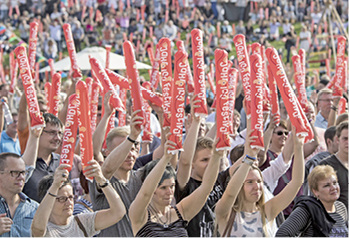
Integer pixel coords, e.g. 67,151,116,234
0,131,21,155
0,193,39,237
314,112,328,129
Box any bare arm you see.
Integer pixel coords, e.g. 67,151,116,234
128,141,176,235
92,92,114,164
327,96,340,128
303,122,319,157
85,161,126,231
265,126,305,220
259,114,278,166
22,127,43,167
177,141,222,222
149,101,166,161
31,164,70,237
17,93,29,132
101,110,143,180
176,96,201,189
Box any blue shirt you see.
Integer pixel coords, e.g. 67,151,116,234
0,193,38,237
314,112,328,129
0,131,21,155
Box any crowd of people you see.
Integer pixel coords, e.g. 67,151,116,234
0,0,347,237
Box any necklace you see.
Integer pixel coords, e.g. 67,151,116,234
148,203,171,228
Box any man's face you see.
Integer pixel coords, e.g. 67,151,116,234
317,93,333,115
0,157,26,195
39,123,63,152
337,129,348,155
191,148,213,181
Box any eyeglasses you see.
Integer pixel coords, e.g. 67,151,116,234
0,170,28,178
274,131,289,136
43,130,63,138
318,99,333,103
56,195,74,203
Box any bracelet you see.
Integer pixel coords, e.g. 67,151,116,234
245,154,257,160
98,180,110,188
242,156,255,166
127,136,137,144
48,192,57,197
331,106,338,111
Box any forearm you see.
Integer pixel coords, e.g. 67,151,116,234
290,143,305,188
152,113,165,160
22,133,40,167
201,152,221,193
31,186,59,237
206,122,217,139
92,113,111,158
102,139,134,179
18,94,29,131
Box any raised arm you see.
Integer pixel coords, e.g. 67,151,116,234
176,95,201,189
83,160,126,231
58,79,78,125
148,100,166,161
216,134,259,225
101,110,143,179
31,164,70,237
92,91,114,164
22,127,43,168
177,139,222,221
327,96,340,128
128,140,176,235
259,113,278,166
265,126,305,220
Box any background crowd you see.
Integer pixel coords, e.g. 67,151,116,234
0,0,347,237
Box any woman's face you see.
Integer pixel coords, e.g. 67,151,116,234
243,170,263,203
51,185,74,219
313,175,340,204
271,126,288,149
153,178,175,206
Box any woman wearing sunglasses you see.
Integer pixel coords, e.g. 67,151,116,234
31,160,126,237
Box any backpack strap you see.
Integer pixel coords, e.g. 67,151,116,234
74,216,88,237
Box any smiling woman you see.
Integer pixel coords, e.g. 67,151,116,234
31,160,126,237
276,165,348,237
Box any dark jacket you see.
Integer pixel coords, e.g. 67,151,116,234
293,195,336,236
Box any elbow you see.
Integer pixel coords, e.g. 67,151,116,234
31,226,46,237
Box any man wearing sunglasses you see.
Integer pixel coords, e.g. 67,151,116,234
23,113,64,202
0,152,38,237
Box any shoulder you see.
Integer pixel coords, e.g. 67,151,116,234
19,193,39,209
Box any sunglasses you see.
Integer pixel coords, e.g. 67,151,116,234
56,195,74,203
274,131,289,136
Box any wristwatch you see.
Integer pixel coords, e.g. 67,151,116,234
242,155,256,166
98,180,110,188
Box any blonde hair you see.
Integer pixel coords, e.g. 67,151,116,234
106,126,130,149
308,165,337,192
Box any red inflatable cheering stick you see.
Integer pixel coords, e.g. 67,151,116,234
123,41,144,128
15,46,45,129
60,94,79,172
63,23,82,78
191,29,208,117
28,22,39,76
49,73,61,116
76,81,94,179
215,49,232,150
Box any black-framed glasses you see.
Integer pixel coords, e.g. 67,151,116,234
0,170,28,178
56,195,74,203
318,99,333,103
274,131,289,136
43,130,64,138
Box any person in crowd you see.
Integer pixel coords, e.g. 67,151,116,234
0,153,37,237
128,137,222,236
0,113,20,155
215,126,305,236
22,113,64,202
319,122,348,208
303,126,339,195
31,161,126,237
276,165,348,237
314,88,334,129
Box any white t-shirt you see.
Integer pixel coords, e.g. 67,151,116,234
45,212,100,237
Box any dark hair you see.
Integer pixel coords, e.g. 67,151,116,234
37,174,71,201
229,145,245,164
0,84,9,91
0,152,21,170
141,159,176,186
324,126,337,147
43,113,63,129
336,121,348,138
319,79,329,86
